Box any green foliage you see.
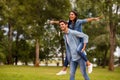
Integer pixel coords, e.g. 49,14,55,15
0,0,71,64
1,0,119,68
0,51,5,62
76,0,120,68
45,0,71,20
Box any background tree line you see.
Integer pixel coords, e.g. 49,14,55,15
0,0,119,71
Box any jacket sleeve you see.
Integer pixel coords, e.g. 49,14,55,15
71,30,89,43
78,19,87,24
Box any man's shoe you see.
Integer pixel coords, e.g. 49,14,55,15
88,63,93,74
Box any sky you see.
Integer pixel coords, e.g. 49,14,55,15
114,46,120,57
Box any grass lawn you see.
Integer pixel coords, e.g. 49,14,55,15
0,65,120,80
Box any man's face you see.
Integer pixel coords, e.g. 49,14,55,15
59,22,67,31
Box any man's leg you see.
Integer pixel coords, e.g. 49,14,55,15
78,58,90,80
70,61,78,80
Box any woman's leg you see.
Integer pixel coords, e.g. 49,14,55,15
56,56,68,75
77,43,88,62
61,56,69,71
77,43,93,73
64,56,69,68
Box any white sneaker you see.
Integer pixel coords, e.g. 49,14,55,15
56,70,67,75
88,63,93,74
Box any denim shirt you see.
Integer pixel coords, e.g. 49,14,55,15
63,29,88,62
69,19,87,42
69,19,87,32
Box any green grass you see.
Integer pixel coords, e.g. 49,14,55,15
0,65,120,80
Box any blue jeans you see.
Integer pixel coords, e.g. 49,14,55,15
70,58,90,80
64,56,69,67
77,43,88,62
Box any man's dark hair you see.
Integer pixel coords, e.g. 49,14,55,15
59,20,68,24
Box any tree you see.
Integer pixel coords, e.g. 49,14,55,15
76,0,120,71
0,0,71,66
0,0,17,64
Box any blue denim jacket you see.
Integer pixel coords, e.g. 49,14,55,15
69,19,87,42
63,29,88,62
69,19,87,32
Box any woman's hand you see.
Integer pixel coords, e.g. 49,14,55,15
81,48,85,53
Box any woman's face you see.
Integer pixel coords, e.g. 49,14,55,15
69,12,76,21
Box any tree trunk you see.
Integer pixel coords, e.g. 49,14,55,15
61,51,64,66
60,31,65,66
102,50,108,68
14,55,18,65
15,30,19,65
61,38,64,66
45,53,48,66
34,39,40,67
108,0,116,71
7,22,13,64
109,25,116,71
25,61,28,65
119,57,120,66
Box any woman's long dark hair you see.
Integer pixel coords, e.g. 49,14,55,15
68,10,78,28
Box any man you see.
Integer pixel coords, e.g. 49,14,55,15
59,20,90,80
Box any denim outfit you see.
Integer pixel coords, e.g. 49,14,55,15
63,29,89,80
64,19,88,67
64,19,90,80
